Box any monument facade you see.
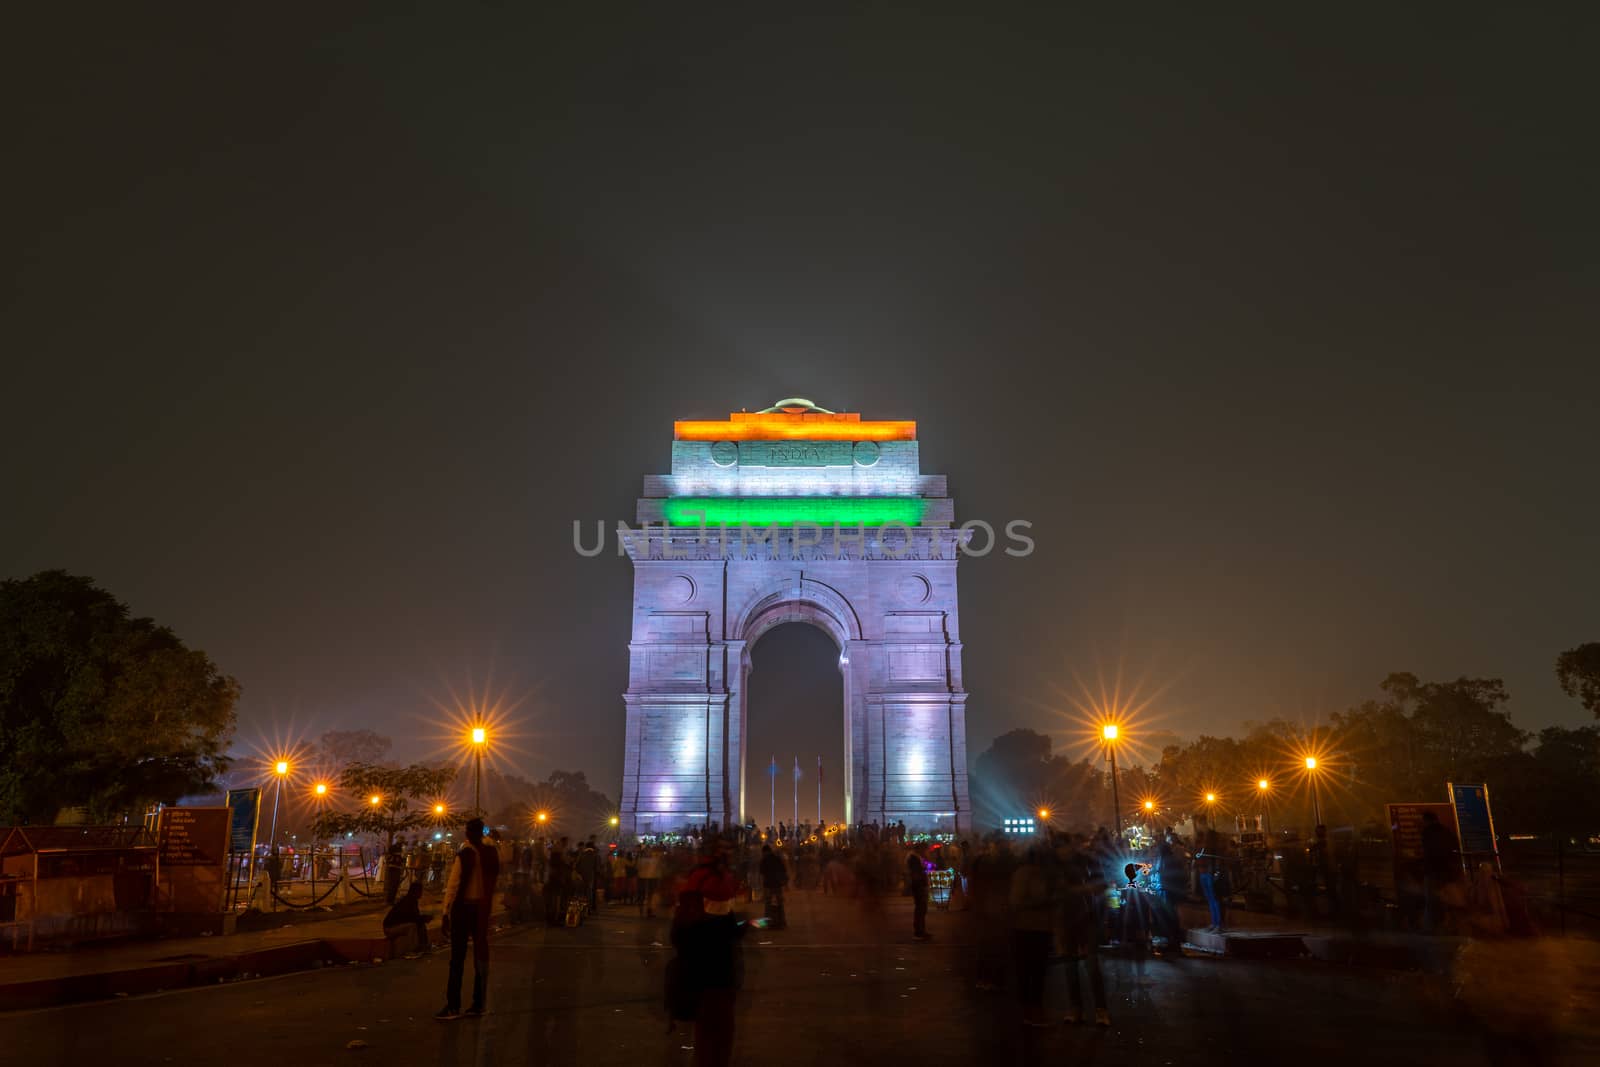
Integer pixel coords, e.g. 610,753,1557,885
619,400,972,837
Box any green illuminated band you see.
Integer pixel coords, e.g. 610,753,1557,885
663,497,927,527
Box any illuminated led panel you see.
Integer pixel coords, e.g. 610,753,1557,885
675,416,915,441
663,497,926,526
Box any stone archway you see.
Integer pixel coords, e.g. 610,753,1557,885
730,579,857,827
618,401,971,837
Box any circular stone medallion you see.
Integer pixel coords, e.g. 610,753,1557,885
853,440,881,467
896,573,931,604
709,441,738,467
666,575,696,604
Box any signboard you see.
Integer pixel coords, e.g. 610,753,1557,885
158,807,230,867
1387,802,1458,903
1388,802,1457,863
226,788,261,854
1448,782,1500,870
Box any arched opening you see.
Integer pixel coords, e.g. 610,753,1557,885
743,622,846,831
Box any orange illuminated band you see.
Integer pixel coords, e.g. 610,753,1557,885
675,412,915,442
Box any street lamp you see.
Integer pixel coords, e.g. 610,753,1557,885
370,794,382,807
1203,791,1218,830
1305,756,1323,826
470,726,487,815
1037,807,1051,823
268,759,290,853
1102,723,1123,841
1257,778,1272,837
309,781,330,895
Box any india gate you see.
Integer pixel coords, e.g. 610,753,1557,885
618,399,972,837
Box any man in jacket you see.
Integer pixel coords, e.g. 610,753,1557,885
758,845,789,929
906,844,932,941
436,817,500,1020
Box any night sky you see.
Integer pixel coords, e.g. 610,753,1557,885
6,8,1596,803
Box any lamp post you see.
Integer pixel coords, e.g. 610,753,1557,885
310,781,328,896
1102,724,1122,841
268,760,289,852
471,726,487,816
1258,779,1272,837
1204,792,1218,831
1305,757,1323,827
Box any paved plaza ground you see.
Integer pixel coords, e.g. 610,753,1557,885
4,889,1596,1066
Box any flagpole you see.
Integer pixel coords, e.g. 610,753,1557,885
793,756,799,831
817,756,822,826
769,755,775,830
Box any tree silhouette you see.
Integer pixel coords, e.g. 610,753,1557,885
0,570,238,823
1556,643,1600,718
315,762,457,851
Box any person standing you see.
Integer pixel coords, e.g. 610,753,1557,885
545,837,572,926
1196,830,1226,932
758,845,789,929
1152,828,1184,953
383,840,404,905
970,837,1014,991
1059,835,1110,1026
436,817,500,1020
669,840,744,1067
638,846,662,917
1008,844,1055,1026
1420,811,1459,934
577,838,599,912
906,844,932,941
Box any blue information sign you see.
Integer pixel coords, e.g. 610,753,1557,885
1448,782,1497,860
226,788,261,854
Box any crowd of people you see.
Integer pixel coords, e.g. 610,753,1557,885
379,811,1513,1065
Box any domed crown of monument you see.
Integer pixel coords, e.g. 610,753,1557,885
757,398,836,414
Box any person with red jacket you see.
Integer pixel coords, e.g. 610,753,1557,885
669,840,744,1066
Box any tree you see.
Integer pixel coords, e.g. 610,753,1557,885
1556,643,1600,718
0,570,238,823
315,728,393,771
492,768,616,836
971,728,1057,827
315,762,457,851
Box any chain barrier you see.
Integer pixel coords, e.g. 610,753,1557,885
269,878,344,910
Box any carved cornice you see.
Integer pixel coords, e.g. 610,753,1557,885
621,525,972,563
